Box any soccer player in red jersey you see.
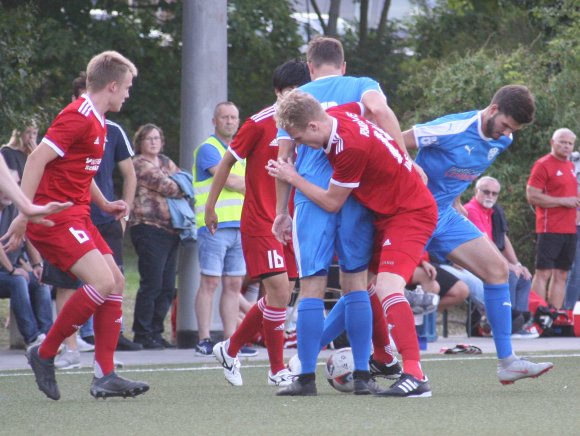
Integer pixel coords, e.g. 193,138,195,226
8,51,148,400
205,60,310,387
268,90,437,397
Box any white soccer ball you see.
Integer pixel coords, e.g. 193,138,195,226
325,348,355,393
287,353,301,375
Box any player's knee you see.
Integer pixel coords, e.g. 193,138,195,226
482,258,509,283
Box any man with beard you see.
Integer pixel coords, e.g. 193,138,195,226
402,85,553,385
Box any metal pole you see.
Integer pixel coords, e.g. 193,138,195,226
176,0,228,348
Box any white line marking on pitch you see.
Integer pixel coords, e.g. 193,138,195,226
1,352,578,378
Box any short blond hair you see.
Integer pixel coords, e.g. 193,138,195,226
86,51,138,92
275,90,325,131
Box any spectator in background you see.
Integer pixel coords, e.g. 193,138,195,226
465,176,536,338
564,150,580,310
193,102,255,357
1,121,39,179
130,123,181,349
0,170,52,347
527,128,578,309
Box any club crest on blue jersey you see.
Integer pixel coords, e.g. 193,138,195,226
420,136,438,146
487,147,499,161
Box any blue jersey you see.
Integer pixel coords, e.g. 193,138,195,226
278,75,383,205
413,110,512,210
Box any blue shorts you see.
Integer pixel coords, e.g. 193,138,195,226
292,196,374,278
426,206,483,261
197,228,246,277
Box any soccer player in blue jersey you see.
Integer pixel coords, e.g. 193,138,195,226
274,37,423,396
404,85,554,384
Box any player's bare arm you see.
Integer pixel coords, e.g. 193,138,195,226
402,129,418,150
208,162,245,195
363,93,427,184
205,151,238,235
267,157,351,213
272,138,296,244
526,185,580,208
117,158,136,230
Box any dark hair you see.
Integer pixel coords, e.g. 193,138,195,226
307,37,344,68
272,59,310,91
133,123,164,154
491,85,536,125
72,72,87,99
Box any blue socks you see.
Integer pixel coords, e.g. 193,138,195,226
344,291,372,371
320,296,346,348
296,298,325,374
484,283,513,359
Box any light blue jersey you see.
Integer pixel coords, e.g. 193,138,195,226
414,110,512,210
278,75,383,206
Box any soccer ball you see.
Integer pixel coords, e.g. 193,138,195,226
325,348,355,393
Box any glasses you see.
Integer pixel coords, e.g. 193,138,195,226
144,136,161,142
479,189,499,197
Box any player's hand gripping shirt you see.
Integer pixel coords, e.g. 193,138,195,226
277,76,384,206
36,95,106,207
413,111,512,210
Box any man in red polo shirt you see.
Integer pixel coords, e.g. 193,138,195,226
527,128,578,309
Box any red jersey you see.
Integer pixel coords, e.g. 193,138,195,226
325,103,435,217
528,153,577,233
35,95,106,207
228,105,281,236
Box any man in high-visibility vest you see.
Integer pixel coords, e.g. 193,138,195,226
193,102,254,357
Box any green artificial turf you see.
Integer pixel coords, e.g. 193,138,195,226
1,352,579,436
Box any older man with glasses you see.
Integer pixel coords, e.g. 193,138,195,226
464,176,536,338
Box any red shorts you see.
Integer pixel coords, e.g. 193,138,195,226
369,206,437,282
27,206,112,272
241,234,298,280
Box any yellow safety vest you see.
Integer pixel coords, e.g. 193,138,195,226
193,136,245,228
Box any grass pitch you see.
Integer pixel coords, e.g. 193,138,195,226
1,351,579,436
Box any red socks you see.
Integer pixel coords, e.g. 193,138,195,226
227,298,264,356
40,285,103,359
261,305,286,374
94,295,123,377
382,293,423,380
369,288,394,364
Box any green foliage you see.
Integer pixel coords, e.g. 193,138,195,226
227,0,304,118
0,3,49,135
398,1,580,265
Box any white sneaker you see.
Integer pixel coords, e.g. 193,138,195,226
497,358,553,385
213,340,242,386
25,333,46,351
268,368,295,386
55,348,81,370
77,335,95,352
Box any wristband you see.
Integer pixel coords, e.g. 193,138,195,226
32,263,43,268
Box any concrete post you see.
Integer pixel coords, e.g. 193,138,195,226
176,0,228,348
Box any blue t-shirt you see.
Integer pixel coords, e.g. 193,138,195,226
195,135,240,232
90,120,134,226
277,75,383,205
413,110,512,210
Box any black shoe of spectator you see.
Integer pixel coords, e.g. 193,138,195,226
116,334,143,351
82,335,95,345
134,336,164,350
155,337,175,349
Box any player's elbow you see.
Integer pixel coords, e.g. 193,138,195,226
324,199,343,213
